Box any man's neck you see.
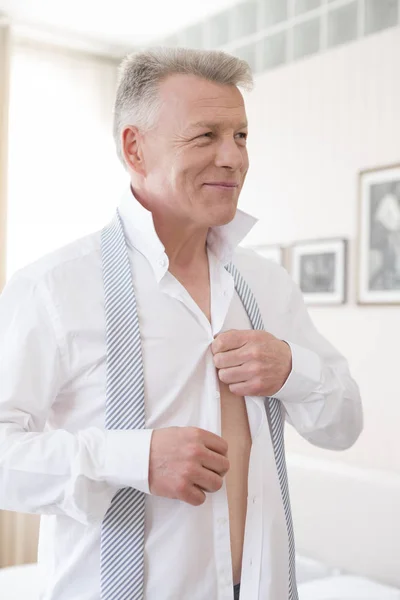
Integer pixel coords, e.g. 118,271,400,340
153,212,209,271
133,188,209,272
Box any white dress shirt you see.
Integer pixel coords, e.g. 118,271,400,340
0,189,363,600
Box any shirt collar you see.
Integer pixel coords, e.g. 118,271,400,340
117,187,258,273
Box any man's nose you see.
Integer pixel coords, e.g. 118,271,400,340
214,138,246,171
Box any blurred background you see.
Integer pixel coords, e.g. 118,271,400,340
0,1,399,598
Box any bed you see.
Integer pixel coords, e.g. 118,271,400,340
1,557,400,599
288,452,400,599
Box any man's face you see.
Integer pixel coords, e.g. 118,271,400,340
136,74,249,228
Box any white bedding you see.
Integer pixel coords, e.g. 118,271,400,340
0,563,42,600
1,560,400,599
299,576,400,599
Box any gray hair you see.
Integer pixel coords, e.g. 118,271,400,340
113,47,253,166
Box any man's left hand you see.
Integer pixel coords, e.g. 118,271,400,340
211,330,292,397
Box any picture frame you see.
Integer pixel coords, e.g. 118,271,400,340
290,238,347,306
249,244,284,267
357,163,400,305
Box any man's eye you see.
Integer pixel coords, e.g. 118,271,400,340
200,132,213,138
236,132,248,140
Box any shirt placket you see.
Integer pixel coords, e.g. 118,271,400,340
210,359,235,599
239,417,266,599
212,480,236,599
207,253,236,599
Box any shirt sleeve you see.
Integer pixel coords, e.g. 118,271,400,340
0,273,153,525
273,275,363,451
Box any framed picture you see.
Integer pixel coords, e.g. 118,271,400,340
250,244,284,266
290,238,347,305
358,164,400,305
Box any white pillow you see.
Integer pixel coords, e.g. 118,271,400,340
296,555,340,584
298,575,400,600
0,564,42,600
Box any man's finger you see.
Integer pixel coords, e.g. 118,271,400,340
213,347,245,369
218,366,248,385
211,330,248,355
228,382,251,396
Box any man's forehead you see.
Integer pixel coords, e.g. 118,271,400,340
189,119,248,130
158,74,247,128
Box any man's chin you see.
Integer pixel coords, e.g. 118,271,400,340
212,214,236,227
206,204,238,227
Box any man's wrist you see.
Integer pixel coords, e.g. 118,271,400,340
273,341,322,403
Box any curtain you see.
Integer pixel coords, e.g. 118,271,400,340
0,511,40,567
0,22,9,290
6,40,126,278
0,21,26,570
1,37,127,568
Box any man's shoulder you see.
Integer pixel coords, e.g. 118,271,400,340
233,246,289,283
232,246,294,313
8,230,102,292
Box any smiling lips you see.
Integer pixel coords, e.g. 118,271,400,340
204,182,239,188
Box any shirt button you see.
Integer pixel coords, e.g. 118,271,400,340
216,391,221,399
158,258,167,268
252,496,257,504
250,559,253,567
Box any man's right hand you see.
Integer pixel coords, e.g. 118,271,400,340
148,427,230,506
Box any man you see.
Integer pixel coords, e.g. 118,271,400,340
0,48,362,600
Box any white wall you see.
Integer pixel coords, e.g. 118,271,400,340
239,26,400,580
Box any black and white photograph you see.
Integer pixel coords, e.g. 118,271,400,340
290,239,347,305
358,164,400,304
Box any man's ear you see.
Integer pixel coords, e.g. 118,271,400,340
121,126,146,175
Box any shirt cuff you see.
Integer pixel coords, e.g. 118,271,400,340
273,341,322,404
102,429,154,494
